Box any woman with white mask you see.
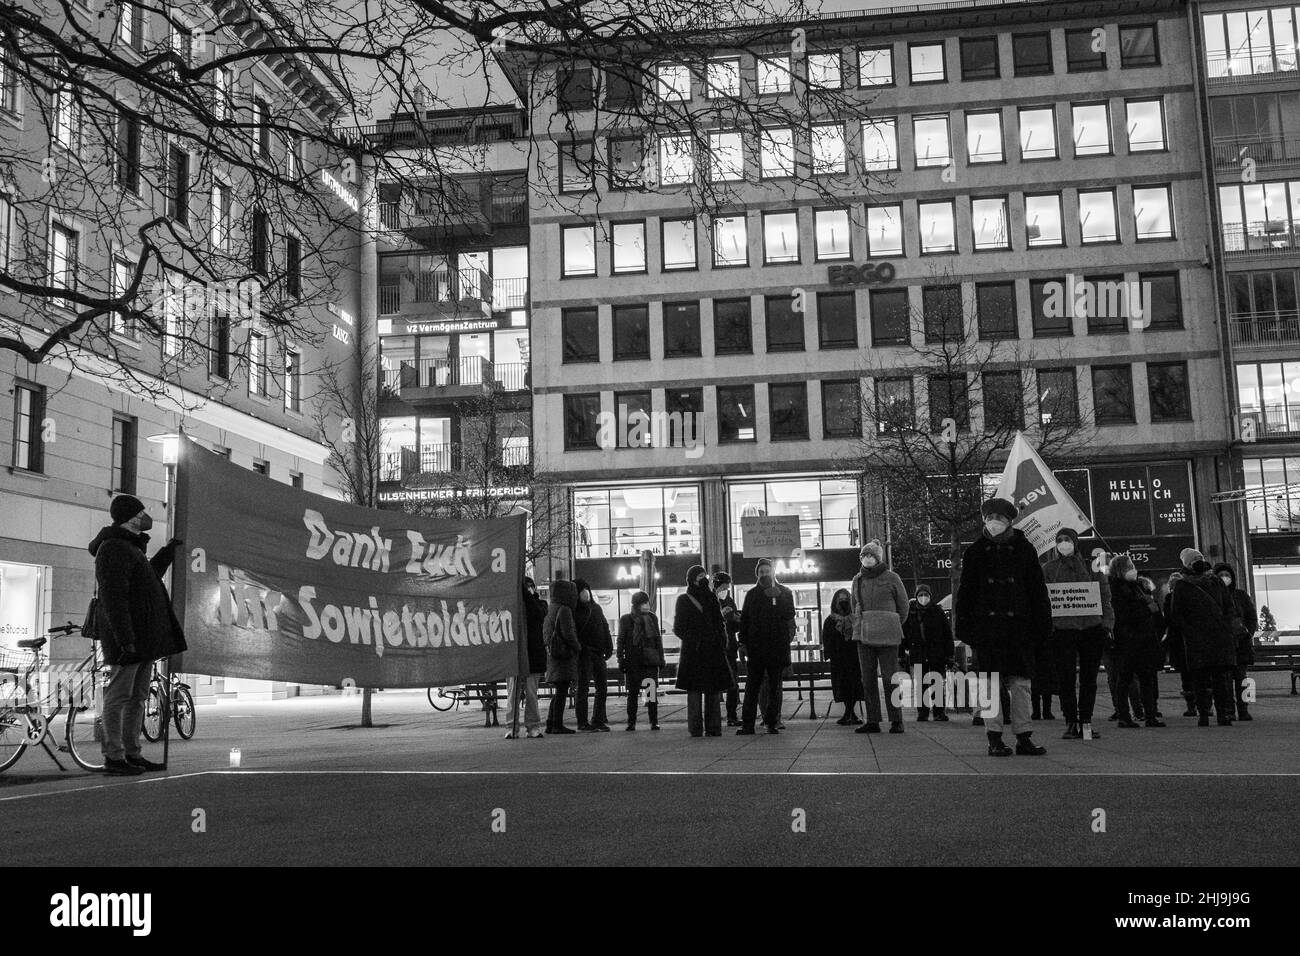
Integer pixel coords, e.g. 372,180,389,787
1041,528,1114,741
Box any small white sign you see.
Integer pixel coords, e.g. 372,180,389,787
1048,582,1101,617
741,515,801,559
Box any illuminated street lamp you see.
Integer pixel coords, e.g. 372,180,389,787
147,432,181,523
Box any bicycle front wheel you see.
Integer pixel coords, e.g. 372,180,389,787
142,686,165,742
0,707,28,773
173,687,196,740
427,688,454,711
65,674,106,772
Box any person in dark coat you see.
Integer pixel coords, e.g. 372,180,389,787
89,494,187,775
617,591,664,730
505,576,547,739
543,578,582,734
714,571,743,727
902,584,955,721
572,578,613,732
1214,562,1257,721
1160,572,1197,717
1107,556,1166,728
955,497,1050,757
674,565,734,736
822,588,863,724
1168,550,1238,726
737,558,796,734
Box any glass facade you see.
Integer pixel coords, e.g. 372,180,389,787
573,485,702,558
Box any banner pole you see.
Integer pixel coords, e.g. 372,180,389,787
162,434,189,772
512,515,527,740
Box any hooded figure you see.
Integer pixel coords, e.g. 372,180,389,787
505,577,548,739
714,570,743,726
1107,554,1166,728
543,579,582,733
1213,562,1257,721
674,565,734,736
1168,558,1238,725
849,540,910,734
737,558,796,734
572,577,614,731
902,584,955,721
1041,527,1113,740
617,590,663,730
821,588,863,723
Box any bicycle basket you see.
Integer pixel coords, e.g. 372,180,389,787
0,647,35,706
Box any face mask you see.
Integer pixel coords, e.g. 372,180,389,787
579,592,591,603
1219,575,1232,588
918,596,930,606
716,587,730,599
1124,570,1138,582
137,512,154,532
984,519,1009,537
759,574,774,587
1056,541,1075,557
861,557,877,568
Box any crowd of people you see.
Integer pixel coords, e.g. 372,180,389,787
506,496,1261,755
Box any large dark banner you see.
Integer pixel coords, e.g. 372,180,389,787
174,435,526,688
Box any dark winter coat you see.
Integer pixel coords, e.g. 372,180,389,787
1042,551,1114,632
572,581,614,659
821,598,863,703
739,582,797,665
543,580,582,684
1214,564,1257,666
955,528,1052,678
719,593,741,658
674,584,735,694
1109,578,1165,674
88,526,187,666
902,600,955,664
1168,571,1238,671
523,588,548,676
617,609,664,670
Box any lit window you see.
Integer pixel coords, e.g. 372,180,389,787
760,127,795,178
762,211,799,264
919,201,956,254
659,134,694,185
859,47,894,86
612,221,647,273
1133,185,1173,240
706,59,740,99
867,205,903,257
561,225,596,277
656,63,690,100
1072,102,1112,156
1079,189,1118,243
708,131,743,182
807,53,842,89
1126,98,1165,151
913,115,951,167
757,55,793,94
1025,194,1064,247
712,216,748,267
862,117,898,171
814,209,851,260
909,43,946,83
811,123,847,174
972,196,1009,250
965,111,1003,163
1019,106,1057,160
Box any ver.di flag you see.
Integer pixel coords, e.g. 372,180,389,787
996,432,1093,557
171,434,525,688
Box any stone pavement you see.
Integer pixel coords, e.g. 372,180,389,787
3,672,1297,796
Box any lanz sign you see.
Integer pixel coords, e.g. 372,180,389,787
827,262,896,286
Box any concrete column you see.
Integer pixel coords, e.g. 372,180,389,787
701,477,730,575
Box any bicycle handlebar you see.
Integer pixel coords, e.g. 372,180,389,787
48,622,81,636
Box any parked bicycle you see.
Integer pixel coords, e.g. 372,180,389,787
0,623,106,774
141,663,195,742
427,683,499,721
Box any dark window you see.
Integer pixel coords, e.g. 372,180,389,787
564,393,602,449
923,285,963,343
124,2,144,52
12,381,45,473
929,374,969,432
609,137,643,189
1140,272,1183,329
614,390,652,447
717,385,757,442
1038,368,1079,426
168,145,189,224
665,387,704,446
559,64,595,111
976,282,1017,339
822,379,862,437
1066,28,1107,71
1148,362,1190,421
765,295,804,352
1084,274,1126,334
255,97,271,155
870,288,910,345
604,68,644,110
875,377,914,432
1031,278,1072,336
115,110,140,194
252,459,269,476
286,235,302,298
817,292,857,349
212,311,231,378
251,210,269,274
960,37,1000,80
291,472,303,489
111,414,137,494
1120,24,1159,68
1092,365,1135,425
562,307,600,363
1012,33,1052,76
713,298,752,354
982,371,1023,431
663,301,701,357
769,383,809,440
613,304,650,360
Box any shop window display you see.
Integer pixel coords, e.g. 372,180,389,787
573,485,702,558
728,478,859,551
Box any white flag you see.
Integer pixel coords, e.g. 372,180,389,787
996,432,1093,556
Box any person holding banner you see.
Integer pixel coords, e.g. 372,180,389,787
543,579,583,734
1042,527,1114,741
505,577,548,740
955,498,1051,757
617,591,663,731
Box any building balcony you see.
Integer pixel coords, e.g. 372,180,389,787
355,107,527,149
379,357,530,403
1240,404,1300,440
377,176,527,243
379,441,532,484
1213,135,1300,169
377,272,528,318
1229,311,1300,350
1206,52,1300,86
1222,221,1300,257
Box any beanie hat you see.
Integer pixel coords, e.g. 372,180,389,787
686,564,708,587
1179,547,1204,570
915,584,932,598
712,571,732,587
110,494,146,525
631,590,650,608
755,558,774,576
1055,527,1080,547
1108,553,1135,579
859,539,885,562
981,497,1017,522
1212,563,1236,588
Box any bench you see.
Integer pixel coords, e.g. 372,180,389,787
1250,644,1300,695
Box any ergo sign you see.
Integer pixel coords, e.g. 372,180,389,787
827,261,896,286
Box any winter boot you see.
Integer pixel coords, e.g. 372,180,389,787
972,714,985,727
648,703,660,731
1182,692,1197,718
889,721,904,734
987,732,1013,757
1031,704,1041,720
1117,716,1141,729
1015,732,1046,756
1042,704,1056,720
917,707,930,722
934,708,949,722
1236,703,1253,722
1062,722,1082,740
